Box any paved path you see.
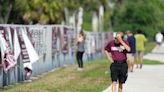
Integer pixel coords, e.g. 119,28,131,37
144,42,164,62
152,43,164,54
102,65,164,92
144,53,164,62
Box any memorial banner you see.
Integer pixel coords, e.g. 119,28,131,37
0,26,16,73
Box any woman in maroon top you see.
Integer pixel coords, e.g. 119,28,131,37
104,32,130,92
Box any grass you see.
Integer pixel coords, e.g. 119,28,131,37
144,41,156,54
143,59,164,65
0,59,111,92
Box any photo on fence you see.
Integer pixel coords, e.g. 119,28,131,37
61,27,69,55
52,27,61,55
27,26,47,57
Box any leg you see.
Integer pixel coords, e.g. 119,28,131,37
128,60,131,72
110,63,118,92
135,52,139,68
135,56,138,68
140,51,144,69
127,54,131,72
112,81,117,92
76,52,80,68
80,52,84,68
140,57,143,69
118,63,128,92
118,83,123,92
131,56,134,72
79,52,83,68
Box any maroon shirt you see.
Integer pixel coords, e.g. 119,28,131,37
105,40,129,62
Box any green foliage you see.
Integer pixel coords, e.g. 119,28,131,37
0,0,112,28
82,0,112,31
144,41,156,54
83,11,92,31
104,7,113,31
0,0,77,24
22,0,65,24
112,0,164,38
144,59,164,64
0,0,14,23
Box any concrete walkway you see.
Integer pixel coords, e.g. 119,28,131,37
152,43,164,54
144,42,164,62
103,42,164,92
102,65,164,92
144,53,164,62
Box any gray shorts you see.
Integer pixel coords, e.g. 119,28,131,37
127,53,135,60
136,51,144,58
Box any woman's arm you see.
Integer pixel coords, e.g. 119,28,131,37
104,50,113,63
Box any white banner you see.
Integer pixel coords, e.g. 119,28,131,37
22,28,39,70
14,28,21,60
0,27,16,73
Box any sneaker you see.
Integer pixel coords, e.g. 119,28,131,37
77,68,83,71
77,68,81,71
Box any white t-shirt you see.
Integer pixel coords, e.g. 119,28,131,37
155,32,163,43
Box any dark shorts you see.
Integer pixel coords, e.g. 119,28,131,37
110,61,128,83
156,42,162,45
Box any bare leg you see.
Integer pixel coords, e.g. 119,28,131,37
112,82,117,92
136,56,139,68
140,57,143,69
131,56,134,72
118,83,123,92
128,60,131,72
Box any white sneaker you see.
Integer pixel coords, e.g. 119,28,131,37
77,68,83,71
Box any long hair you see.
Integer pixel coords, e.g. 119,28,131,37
79,31,86,40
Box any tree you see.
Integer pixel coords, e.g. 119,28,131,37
20,0,79,24
0,0,14,23
112,0,164,38
0,0,112,26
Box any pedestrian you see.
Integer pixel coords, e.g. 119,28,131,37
104,32,130,92
135,29,147,69
76,31,86,71
126,31,136,72
155,31,163,47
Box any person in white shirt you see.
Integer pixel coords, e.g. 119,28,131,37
155,32,163,46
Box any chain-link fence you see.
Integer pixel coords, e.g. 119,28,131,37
0,24,113,87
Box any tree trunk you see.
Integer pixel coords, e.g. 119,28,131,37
0,4,12,24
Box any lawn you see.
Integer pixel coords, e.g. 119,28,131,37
144,41,156,54
143,59,164,64
0,59,111,92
